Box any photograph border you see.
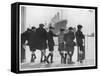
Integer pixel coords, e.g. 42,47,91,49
11,2,98,73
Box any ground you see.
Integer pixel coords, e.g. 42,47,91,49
20,37,95,71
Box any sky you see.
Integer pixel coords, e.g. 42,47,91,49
20,5,95,35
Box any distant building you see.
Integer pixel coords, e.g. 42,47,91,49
87,33,95,37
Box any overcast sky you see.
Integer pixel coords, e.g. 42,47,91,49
20,5,95,35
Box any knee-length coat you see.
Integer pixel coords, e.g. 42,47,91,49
28,30,37,51
64,31,75,52
36,27,48,50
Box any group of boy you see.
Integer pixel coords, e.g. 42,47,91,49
21,24,85,64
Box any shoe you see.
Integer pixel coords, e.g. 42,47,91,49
51,60,53,63
47,60,50,63
31,59,34,63
40,58,44,63
80,60,83,63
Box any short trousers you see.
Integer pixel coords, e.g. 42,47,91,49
58,43,64,51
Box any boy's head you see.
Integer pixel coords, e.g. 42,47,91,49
39,24,44,28
49,26,55,31
31,26,36,31
68,27,73,31
60,28,65,32
77,25,83,30
27,28,30,31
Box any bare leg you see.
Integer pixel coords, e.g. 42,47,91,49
40,50,44,63
43,49,47,63
50,52,53,63
64,53,67,64
77,46,80,62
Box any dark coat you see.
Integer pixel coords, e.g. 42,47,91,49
64,31,75,52
47,30,57,47
21,29,32,45
21,31,27,45
28,30,37,51
36,27,48,50
21,31,30,62
64,31,75,46
21,30,30,44
76,30,85,46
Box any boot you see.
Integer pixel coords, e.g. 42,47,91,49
67,55,71,64
70,56,74,64
60,53,63,64
67,59,70,64
69,55,72,64
31,54,34,62
61,57,63,64
51,54,53,63
64,54,67,64
80,54,83,63
43,55,47,63
61,53,64,64
80,60,83,63
40,53,43,63
46,53,50,63
33,54,36,62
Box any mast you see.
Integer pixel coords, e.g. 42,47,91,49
61,9,63,20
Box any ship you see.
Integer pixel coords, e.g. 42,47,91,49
49,10,67,34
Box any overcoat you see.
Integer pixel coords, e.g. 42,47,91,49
47,30,57,51
64,31,75,52
76,30,85,46
64,31,75,46
36,27,48,50
21,31,29,62
28,30,37,51
48,30,57,47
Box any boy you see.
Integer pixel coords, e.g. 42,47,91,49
47,26,57,63
58,28,65,64
64,27,75,64
28,27,37,62
76,25,85,63
36,24,48,63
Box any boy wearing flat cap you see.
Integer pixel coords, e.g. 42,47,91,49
36,24,48,63
28,26,37,62
46,26,57,63
64,27,75,64
76,25,85,63
58,28,65,64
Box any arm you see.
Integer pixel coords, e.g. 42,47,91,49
53,33,58,37
81,32,85,39
76,31,84,39
72,32,75,40
64,34,67,42
51,31,58,37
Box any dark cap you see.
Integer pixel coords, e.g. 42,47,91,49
32,26,36,29
68,27,73,30
27,28,30,31
77,25,83,29
49,26,55,29
39,24,44,27
60,28,65,31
